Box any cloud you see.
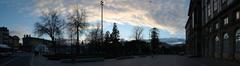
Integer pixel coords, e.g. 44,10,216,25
9,26,31,38
8,26,31,43
31,0,189,36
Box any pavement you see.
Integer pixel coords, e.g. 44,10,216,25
188,57,240,66
2,54,240,66
30,55,240,66
0,53,32,66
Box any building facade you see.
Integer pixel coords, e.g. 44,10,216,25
0,27,9,44
22,34,52,52
186,0,240,61
0,27,20,48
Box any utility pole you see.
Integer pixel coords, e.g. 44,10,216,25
100,1,104,49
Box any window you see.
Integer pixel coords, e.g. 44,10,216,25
209,27,212,32
208,4,211,16
215,36,221,53
224,17,229,25
237,11,239,19
216,23,219,29
221,0,227,9
227,0,234,5
223,33,229,52
213,0,218,11
236,29,240,52
192,12,194,28
205,8,208,22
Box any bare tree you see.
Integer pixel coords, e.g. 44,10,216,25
66,23,76,55
86,23,101,45
67,7,89,53
34,9,65,53
85,23,102,53
132,26,144,40
66,24,76,45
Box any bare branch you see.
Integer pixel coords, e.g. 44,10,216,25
132,26,144,40
34,9,65,45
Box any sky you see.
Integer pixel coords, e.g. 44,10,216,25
0,0,190,41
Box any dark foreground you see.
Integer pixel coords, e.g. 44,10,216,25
1,54,240,66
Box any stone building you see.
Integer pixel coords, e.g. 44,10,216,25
186,0,240,61
0,27,20,48
0,27,9,44
22,34,52,52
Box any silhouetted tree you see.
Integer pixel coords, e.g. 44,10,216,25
104,31,111,44
66,21,76,45
66,21,76,58
110,23,121,57
110,23,120,44
103,31,111,56
34,9,65,53
130,26,145,54
86,24,101,53
67,7,88,53
150,28,160,54
132,26,144,40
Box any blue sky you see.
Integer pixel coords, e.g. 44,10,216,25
0,0,190,41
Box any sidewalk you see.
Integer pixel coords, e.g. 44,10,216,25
189,57,240,66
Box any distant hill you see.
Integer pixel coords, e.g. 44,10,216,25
160,38,185,45
143,38,185,45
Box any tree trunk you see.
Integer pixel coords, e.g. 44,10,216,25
76,23,80,54
50,36,57,53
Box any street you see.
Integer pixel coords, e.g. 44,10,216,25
0,53,31,66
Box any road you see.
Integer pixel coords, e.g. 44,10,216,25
0,53,32,66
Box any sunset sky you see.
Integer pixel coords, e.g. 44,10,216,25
0,0,190,41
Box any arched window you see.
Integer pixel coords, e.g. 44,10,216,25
223,33,229,52
236,29,240,52
215,36,220,53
